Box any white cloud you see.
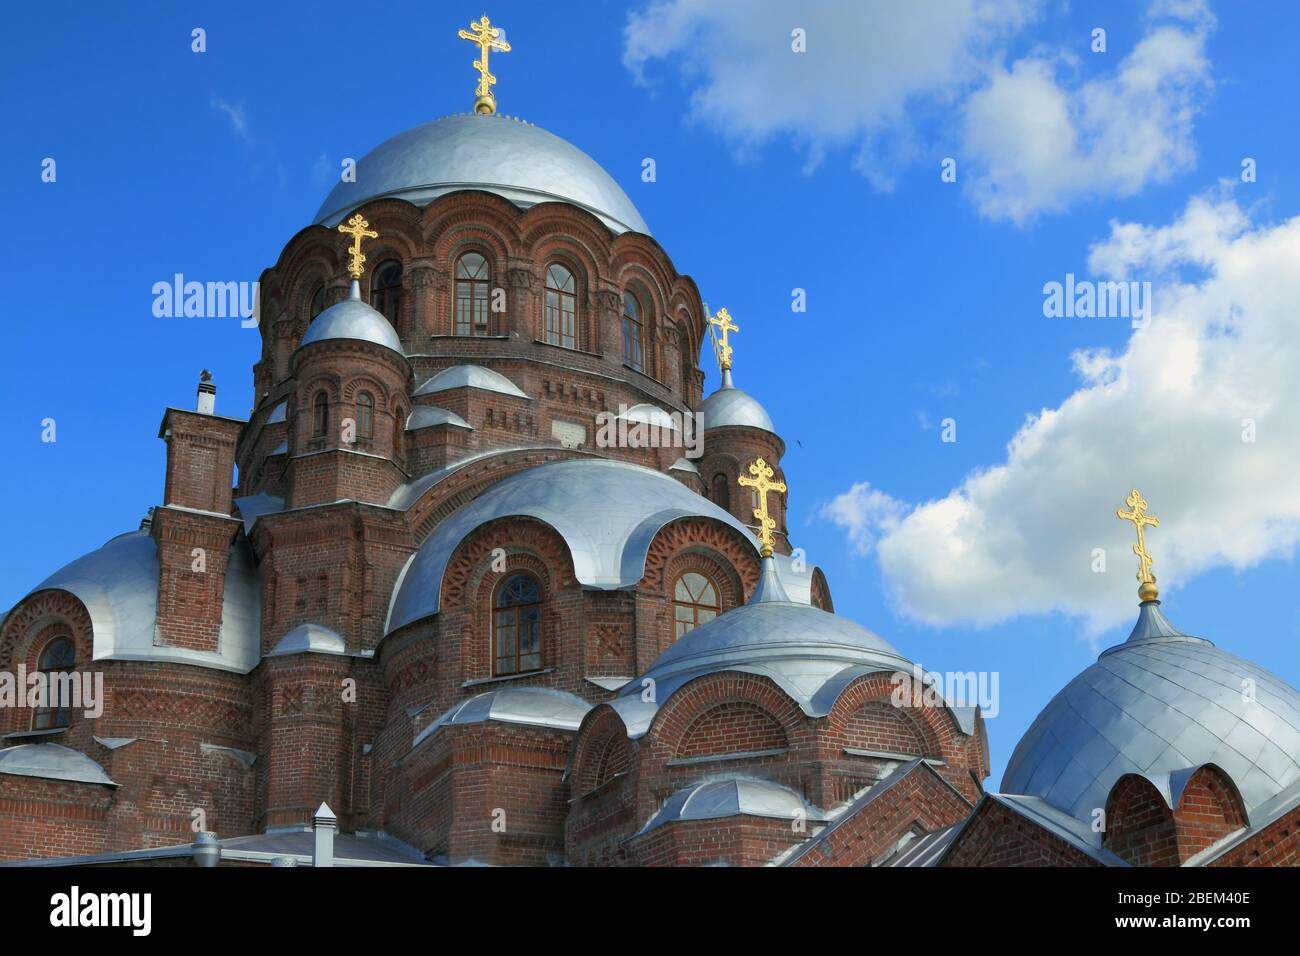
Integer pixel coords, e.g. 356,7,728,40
624,0,1215,221
624,0,1039,188
962,6,1214,223
211,97,251,144
817,482,907,555
822,191,1300,633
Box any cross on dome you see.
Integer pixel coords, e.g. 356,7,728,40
458,15,511,115
739,457,786,558
1116,487,1161,602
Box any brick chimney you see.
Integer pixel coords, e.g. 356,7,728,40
152,371,245,653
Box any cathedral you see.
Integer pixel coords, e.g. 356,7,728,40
1,16,1297,869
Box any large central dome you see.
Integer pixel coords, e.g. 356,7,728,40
315,113,649,235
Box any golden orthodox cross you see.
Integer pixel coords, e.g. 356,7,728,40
738,457,786,557
337,214,378,279
708,306,740,372
1116,487,1160,592
458,15,511,114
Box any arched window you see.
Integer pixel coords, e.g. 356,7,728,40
545,263,577,349
370,260,402,323
673,572,720,639
621,291,644,371
494,572,542,676
356,392,375,439
312,392,329,437
711,473,730,511
455,252,492,336
32,635,75,730
309,284,326,320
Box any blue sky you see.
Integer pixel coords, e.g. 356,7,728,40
3,1,1299,787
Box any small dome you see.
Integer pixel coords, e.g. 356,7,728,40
298,284,403,356
266,623,347,658
414,364,527,399
406,406,472,431
314,113,649,236
638,776,824,836
696,385,776,434
0,744,115,787
1002,602,1300,821
616,403,679,431
413,688,592,748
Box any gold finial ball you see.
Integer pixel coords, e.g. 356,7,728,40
474,93,496,114
1139,580,1159,602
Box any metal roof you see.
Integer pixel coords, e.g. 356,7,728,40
26,530,261,673
297,282,403,356
266,623,347,658
266,401,287,424
412,687,592,749
386,458,768,633
696,385,776,434
1002,601,1300,824
406,406,472,431
314,112,649,236
668,457,700,474
0,743,116,787
413,364,527,399
616,403,679,431
637,776,824,836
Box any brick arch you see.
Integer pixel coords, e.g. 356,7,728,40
571,706,637,798
639,516,759,599
675,700,788,759
1104,773,1176,865
1176,764,1247,831
519,206,616,258
826,672,957,762
0,589,96,736
349,198,425,260
809,567,833,612
647,670,805,765
341,374,391,409
426,201,522,265
439,515,577,614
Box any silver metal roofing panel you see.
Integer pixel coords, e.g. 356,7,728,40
386,458,765,633
27,530,261,674
298,292,403,356
0,743,116,786
413,364,527,399
668,457,700,474
266,401,287,424
406,406,472,431
266,623,347,658
695,385,776,434
233,491,285,534
1003,603,1300,822
637,776,821,836
616,403,679,431
412,687,592,749
314,113,649,235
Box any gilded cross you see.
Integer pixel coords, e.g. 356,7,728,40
458,15,511,114
708,306,740,372
1116,487,1160,597
337,214,378,280
738,457,786,557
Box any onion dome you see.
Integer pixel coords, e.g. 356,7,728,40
1003,489,1300,823
297,280,403,356
314,113,649,236
695,368,776,434
1001,599,1300,821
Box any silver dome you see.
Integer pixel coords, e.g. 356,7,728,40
697,386,776,434
385,458,765,633
406,406,472,431
315,113,649,236
414,364,526,399
28,529,261,673
412,687,592,749
1002,602,1300,823
637,776,824,836
298,285,403,356
266,623,347,658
